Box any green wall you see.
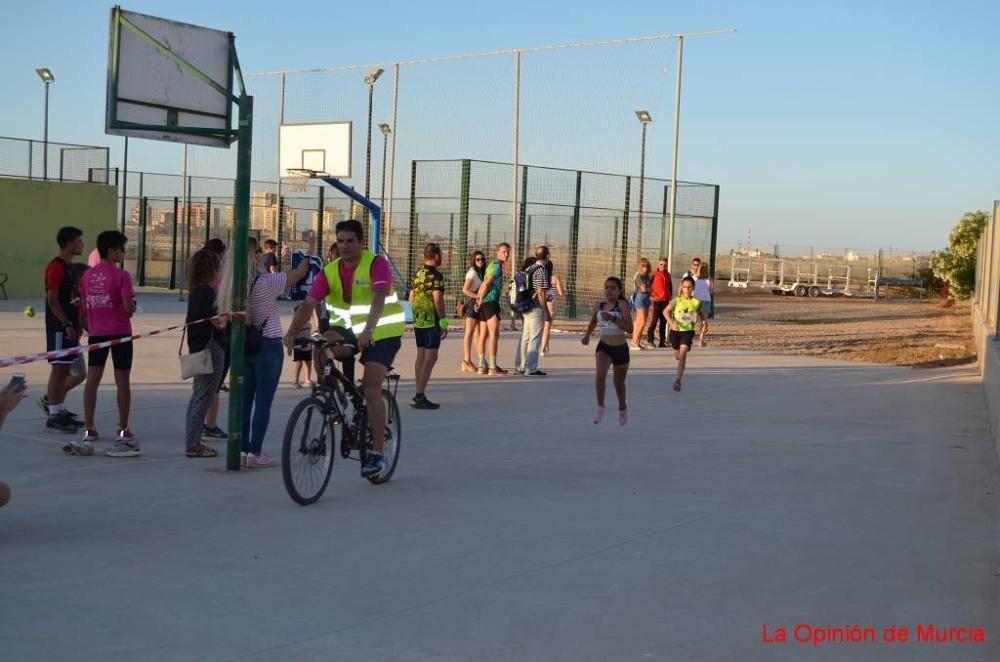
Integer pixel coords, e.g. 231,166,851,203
0,179,117,299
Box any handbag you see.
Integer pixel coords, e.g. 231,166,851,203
179,326,214,380
456,300,467,318
245,274,267,355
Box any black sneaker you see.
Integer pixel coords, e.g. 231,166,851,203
526,371,547,377
46,412,78,434
361,453,386,478
410,394,440,410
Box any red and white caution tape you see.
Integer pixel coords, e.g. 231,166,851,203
0,313,245,368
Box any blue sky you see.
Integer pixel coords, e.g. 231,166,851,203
2,0,998,251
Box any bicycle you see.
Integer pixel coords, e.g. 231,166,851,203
281,336,401,505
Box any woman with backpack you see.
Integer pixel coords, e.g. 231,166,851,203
581,275,634,426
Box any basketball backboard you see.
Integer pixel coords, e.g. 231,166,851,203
279,122,352,179
106,7,235,148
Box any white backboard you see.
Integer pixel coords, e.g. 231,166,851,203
106,8,234,148
280,122,352,178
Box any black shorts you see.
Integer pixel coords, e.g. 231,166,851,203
46,328,80,365
478,301,500,322
669,329,696,350
292,347,312,362
414,326,442,349
596,341,630,366
335,327,402,369
87,335,134,370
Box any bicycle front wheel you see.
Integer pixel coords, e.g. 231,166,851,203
368,389,401,484
282,396,337,505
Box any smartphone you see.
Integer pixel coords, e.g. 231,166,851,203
9,373,26,393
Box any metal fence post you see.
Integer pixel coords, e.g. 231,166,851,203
316,186,325,259
169,196,179,290
138,196,148,286
459,159,471,276
567,170,582,319
709,184,720,318
517,165,529,261
28,140,33,180
659,184,669,259
408,160,418,278
205,197,212,244
620,176,631,282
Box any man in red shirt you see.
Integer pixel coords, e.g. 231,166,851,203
648,257,673,348
43,227,87,435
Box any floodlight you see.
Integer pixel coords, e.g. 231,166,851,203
378,123,391,136
364,68,384,86
635,110,652,124
36,68,54,83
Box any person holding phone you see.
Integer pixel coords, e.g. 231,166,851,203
1,375,28,508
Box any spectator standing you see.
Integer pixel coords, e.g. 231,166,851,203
630,258,653,350
474,242,510,375
79,231,139,457
290,302,315,388
184,250,228,458
409,242,448,408
513,246,551,376
461,251,486,372
201,237,229,441
43,227,87,434
682,257,702,281
694,262,714,346
261,239,279,273
581,276,633,425
648,257,673,348
242,237,311,467
540,259,565,357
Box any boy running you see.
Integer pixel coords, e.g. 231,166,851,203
581,276,633,425
665,276,708,392
79,231,139,457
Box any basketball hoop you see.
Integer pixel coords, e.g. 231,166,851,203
286,171,309,193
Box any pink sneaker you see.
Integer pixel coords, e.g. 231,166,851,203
618,408,628,426
593,406,605,424
245,452,275,468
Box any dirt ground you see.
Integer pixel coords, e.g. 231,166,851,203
706,289,975,368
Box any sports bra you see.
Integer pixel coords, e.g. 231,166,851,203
597,301,625,337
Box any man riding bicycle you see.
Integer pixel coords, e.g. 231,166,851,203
283,219,405,478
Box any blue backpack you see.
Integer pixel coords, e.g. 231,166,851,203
509,264,541,313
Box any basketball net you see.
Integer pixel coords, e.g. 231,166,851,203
287,173,309,193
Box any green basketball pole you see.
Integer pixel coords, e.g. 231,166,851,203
227,92,253,471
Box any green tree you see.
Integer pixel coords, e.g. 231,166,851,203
930,210,989,299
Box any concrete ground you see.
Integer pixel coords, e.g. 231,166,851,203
1,292,998,661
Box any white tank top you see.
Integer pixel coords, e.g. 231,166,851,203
597,301,625,337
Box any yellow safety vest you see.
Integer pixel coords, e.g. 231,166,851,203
323,251,405,340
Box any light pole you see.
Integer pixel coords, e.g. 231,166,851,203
35,68,54,180
363,68,384,234
378,122,391,244
635,110,651,260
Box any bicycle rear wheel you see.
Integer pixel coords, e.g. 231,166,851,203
368,389,401,484
282,396,337,505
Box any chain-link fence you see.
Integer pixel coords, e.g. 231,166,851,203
0,136,110,183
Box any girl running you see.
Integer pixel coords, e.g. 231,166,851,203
665,276,708,392
582,276,633,425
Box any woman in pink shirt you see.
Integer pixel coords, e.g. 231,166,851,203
79,231,139,457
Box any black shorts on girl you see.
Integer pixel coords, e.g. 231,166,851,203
596,341,630,366
669,329,695,350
